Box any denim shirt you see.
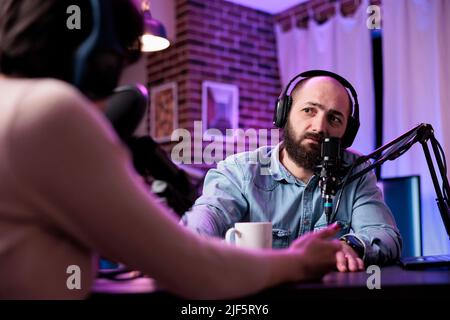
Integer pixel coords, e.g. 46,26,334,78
181,143,402,265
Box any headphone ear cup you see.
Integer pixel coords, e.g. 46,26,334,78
274,97,285,128
273,95,292,128
282,95,292,128
273,96,289,128
341,117,360,149
81,51,124,100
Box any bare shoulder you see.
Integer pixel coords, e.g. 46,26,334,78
7,78,121,173
12,78,105,134
21,79,94,117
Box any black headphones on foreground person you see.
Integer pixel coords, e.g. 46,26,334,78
72,0,141,100
273,70,360,149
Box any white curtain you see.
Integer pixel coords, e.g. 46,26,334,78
275,0,375,154
382,0,450,255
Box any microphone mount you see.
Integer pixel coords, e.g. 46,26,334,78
336,123,450,238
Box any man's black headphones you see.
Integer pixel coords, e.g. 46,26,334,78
72,0,128,100
273,70,360,149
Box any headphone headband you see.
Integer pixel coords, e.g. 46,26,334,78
72,0,124,100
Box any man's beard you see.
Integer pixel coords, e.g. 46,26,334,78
283,122,322,171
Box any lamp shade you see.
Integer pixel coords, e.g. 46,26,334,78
141,10,170,52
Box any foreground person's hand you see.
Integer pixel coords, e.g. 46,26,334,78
286,223,342,282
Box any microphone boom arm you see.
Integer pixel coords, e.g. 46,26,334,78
339,123,450,238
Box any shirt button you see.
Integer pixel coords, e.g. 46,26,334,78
304,219,310,225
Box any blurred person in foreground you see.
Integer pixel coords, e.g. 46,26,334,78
0,0,341,299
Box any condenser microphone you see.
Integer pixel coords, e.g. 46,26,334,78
103,83,197,215
318,137,342,225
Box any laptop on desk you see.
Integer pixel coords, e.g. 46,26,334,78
381,176,450,270
401,254,450,269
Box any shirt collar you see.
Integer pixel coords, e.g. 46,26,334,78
268,142,360,187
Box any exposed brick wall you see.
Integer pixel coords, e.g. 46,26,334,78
146,0,281,172
145,0,382,176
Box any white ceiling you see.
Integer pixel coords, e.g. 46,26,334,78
224,0,308,14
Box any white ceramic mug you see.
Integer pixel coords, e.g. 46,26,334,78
225,222,272,249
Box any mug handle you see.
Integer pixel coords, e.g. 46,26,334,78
225,227,237,245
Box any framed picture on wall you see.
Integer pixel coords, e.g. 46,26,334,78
150,82,178,142
202,81,239,138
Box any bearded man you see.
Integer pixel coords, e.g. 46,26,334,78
181,71,402,272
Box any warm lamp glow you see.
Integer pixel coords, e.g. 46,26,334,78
140,0,170,52
141,34,170,52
